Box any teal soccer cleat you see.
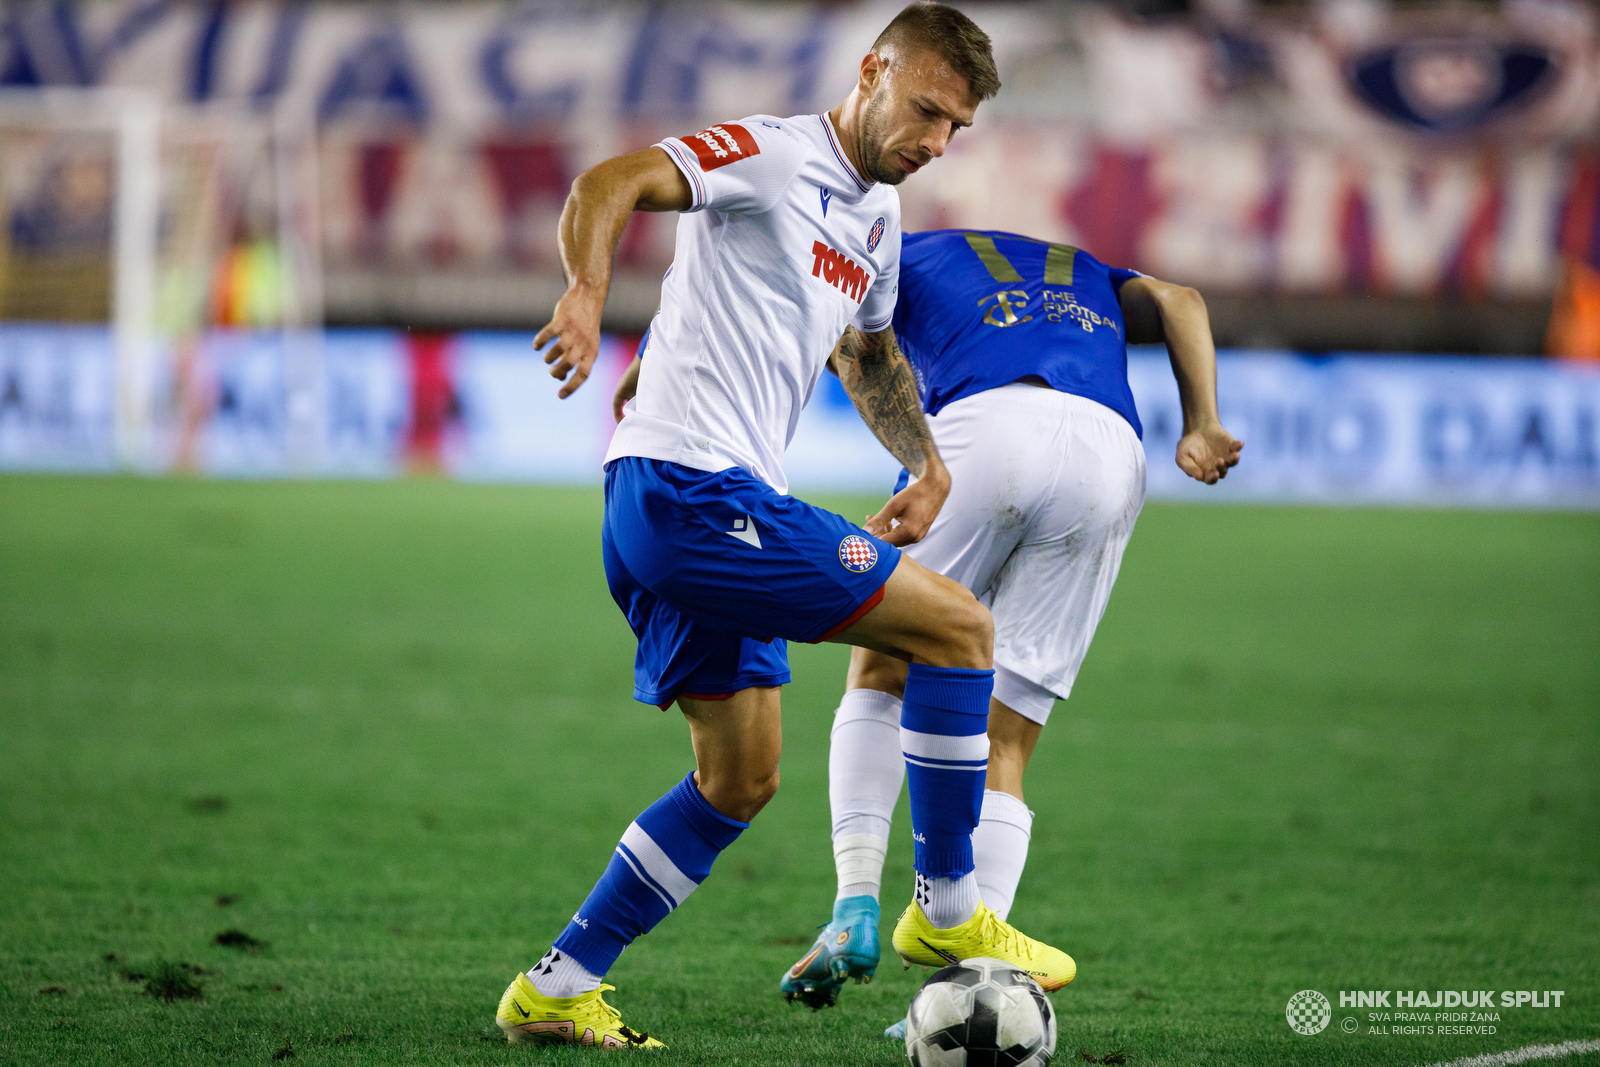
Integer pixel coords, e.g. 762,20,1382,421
884,1015,908,1041
780,895,881,1010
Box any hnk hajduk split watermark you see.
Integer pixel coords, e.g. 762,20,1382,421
1286,989,1566,1036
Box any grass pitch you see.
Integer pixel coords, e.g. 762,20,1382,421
1,475,1596,1067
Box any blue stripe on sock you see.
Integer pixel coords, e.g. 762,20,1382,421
903,756,989,770
903,663,993,879
551,773,748,976
614,842,678,908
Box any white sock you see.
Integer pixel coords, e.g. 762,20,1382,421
973,789,1033,922
528,946,602,998
829,688,904,901
915,871,980,929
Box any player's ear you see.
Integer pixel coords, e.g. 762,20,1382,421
859,51,886,95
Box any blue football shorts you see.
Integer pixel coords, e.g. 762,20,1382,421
602,457,901,708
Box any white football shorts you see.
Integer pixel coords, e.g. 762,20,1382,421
903,382,1146,725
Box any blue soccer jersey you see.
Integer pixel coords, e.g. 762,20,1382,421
891,230,1144,437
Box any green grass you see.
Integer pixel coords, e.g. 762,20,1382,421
1,475,1596,1067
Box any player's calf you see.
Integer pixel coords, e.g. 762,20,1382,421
829,562,996,933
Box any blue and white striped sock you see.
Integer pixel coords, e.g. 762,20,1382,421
539,772,747,994
900,663,992,927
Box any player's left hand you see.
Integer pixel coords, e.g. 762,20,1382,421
612,355,641,423
1176,424,1243,484
863,462,950,547
536,286,605,399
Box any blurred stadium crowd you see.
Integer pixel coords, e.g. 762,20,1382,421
0,0,1597,351
0,0,1596,503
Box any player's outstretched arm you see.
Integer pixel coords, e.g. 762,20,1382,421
832,326,950,546
537,150,691,399
1119,277,1243,485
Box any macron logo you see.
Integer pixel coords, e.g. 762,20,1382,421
726,516,762,549
811,241,870,302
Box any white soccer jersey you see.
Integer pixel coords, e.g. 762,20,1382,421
604,113,902,494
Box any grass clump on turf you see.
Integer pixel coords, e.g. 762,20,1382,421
212,929,267,952
141,962,204,1002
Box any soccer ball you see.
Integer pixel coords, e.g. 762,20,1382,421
904,956,1057,1066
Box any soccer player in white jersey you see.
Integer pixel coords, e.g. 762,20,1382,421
770,229,1243,1027
494,5,1075,1050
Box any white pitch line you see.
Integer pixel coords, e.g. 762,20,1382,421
1416,1039,1600,1067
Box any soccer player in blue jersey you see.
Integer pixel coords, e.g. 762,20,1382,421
774,230,1242,1023
494,8,1079,1050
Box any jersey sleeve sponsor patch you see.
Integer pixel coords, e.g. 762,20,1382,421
682,123,760,171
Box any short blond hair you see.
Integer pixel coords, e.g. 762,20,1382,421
872,3,1000,100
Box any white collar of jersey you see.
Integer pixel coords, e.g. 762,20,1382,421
818,113,872,196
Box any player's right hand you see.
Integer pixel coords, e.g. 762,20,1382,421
863,459,950,547
1176,424,1243,484
536,286,605,399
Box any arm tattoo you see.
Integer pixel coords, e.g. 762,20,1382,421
831,325,936,477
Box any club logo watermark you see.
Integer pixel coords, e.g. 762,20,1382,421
1287,989,1566,1036
1287,990,1332,1034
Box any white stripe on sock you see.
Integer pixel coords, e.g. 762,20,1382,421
612,846,675,911
900,727,990,763
619,822,699,906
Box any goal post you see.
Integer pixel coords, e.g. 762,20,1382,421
0,88,322,471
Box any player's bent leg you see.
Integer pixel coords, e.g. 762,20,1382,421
985,694,1044,802
975,698,1045,924
828,556,991,669
883,675,1081,991
782,654,909,1010
876,697,1050,1040
830,560,1043,975
500,688,779,1047
678,687,783,823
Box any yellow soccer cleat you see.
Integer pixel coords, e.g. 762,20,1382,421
495,972,665,1049
891,899,1076,992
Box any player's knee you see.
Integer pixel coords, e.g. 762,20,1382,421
850,658,907,699
944,595,993,669
739,767,780,820
703,765,779,823
987,730,1028,768
757,766,780,807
